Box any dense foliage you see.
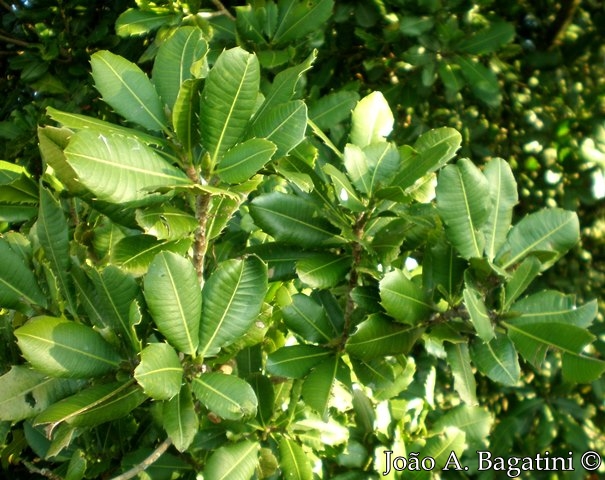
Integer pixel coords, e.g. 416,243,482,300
1,1,604,479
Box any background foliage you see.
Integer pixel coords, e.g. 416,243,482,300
1,0,604,479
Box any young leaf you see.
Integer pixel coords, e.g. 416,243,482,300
482,158,518,260
343,143,371,195
350,91,394,148
199,256,267,357
163,384,198,452
134,343,183,400
279,438,313,480
90,50,166,132
365,141,401,194
445,342,477,405
495,208,580,270
436,158,491,259
296,253,351,290
15,316,122,378
266,345,332,378
200,47,260,166
192,372,258,420
470,334,520,386
152,26,208,111
0,237,47,309
216,138,277,184
0,366,83,422
463,286,495,342
346,314,424,361
144,251,201,355
302,356,338,418
64,130,190,205
379,269,432,325
282,293,338,344
323,163,366,212
115,8,175,37
202,440,259,480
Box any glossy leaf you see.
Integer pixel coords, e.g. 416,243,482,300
495,208,580,270
0,366,83,422
111,234,191,276
15,316,122,378
192,372,258,420
0,237,47,309
302,356,338,418
163,384,198,452
379,269,432,325
296,253,351,290
64,130,190,205
200,47,260,165
144,251,201,354
172,79,202,155
266,345,332,378
199,256,267,357
470,334,520,386
250,192,339,247
511,290,597,328
323,163,366,212
482,158,518,260
249,100,307,157
216,138,277,183
203,440,259,480
134,343,183,400
282,293,338,343
152,26,208,111
90,50,166,131
346,314,423,361
436,158,491,259
350,91,394,148
445,342,477,405
463,285,494,342
501,256,541,311
279,438,313,480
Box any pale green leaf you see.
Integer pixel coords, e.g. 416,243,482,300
216,138,276,183
422,427,467,470
144,251,201,355
200,47,260,165
135,205,198,241
134,343,183,400
365,141,401,194
90,50,166,131
445,342,477,405
302,356,338,418
115,8,175,37
203,440,259,480
163,384,198,452
431,405,493,446
343,143,371,195
199,256,267,357
15,316,122,378
350,91,394,148
279,438,313,480
436,158,491,259
322,163,365,212
463,286,494,342
266,345,332,378
379,269,432,325
470,333,520,386
192,372,258,420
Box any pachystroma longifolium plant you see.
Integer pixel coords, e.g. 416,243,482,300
0,22,603,480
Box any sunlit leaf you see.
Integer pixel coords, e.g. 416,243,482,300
380,269,432,325
445,342,477,405
203,440,259,480
350,91,394,149
296,253,351,290
511,290,597,328
134,343,183,400
266,345,332,378
279,438,313,480
470,333,520,386
216,138,276,183
272,0,334,45
192,372,258,420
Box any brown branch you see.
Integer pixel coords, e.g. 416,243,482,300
193,192,211,282
547,0,581,49
211,0,235,20
21,460,63,480
0,32,30,48
0,0,12,13
109,437,172,480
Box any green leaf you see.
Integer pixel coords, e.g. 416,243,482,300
423,239,465,301
431,405,493,446
111,234,191,276
192,372,258,420
144,251,201,355
266,345,332,378
322,163,366,212
152,26,208,111
134,343,183,400
90,50,166,132
203,440,259,480
438,62,465,94
282,294,338,343
64,130,190,205
309,90,359,131
482,158,518,260
350,91,394,148
135,205,198,241
343,143,371,195
470,333,520,386
379,269,432,325
456,56,501,107
445,342,477,405
346,314,423,361
511,291,598,328
216,138,277,184
436,158,491,259
458,22,515,55
400,16,434,36
34,382,146,435
365,141,401,194
272,0,334,45
199,256,267,357
296,253,351,290
463,286,494,342
248,100,308,157
279,438,313,480
200,47,260,166
172,78,202,155
302,356,338,418
250,192,340,247
495,209,580,270
0,161,37,222
115,8,175,37
422,427,466,470
15,316,122,378
0,237,47,309
163,384,198,452
501,256,542,311
0,366,83,422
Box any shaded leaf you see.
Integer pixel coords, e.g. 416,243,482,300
272,0,334,45
216,138,277,183
501,256,541,311
458,22,515,55
163,384,198,452
282,294,338,344
302,356,338,418
112,234,191,276
296,253,351,290
172,79,202,155
266,345,332,378
463,285,494,342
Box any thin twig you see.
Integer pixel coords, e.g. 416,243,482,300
0,32,30,48
211,0,235,20
109,437,172,480
0,0,12,13
21,460,63,480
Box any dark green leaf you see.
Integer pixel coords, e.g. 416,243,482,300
463,285,494,342
302,356,338,418
163,384,198,452
470,333,520,386
192,372,258,420
272,0,334,45
249,100,307,157
501,256,542,311
379,269,432,325
266,345,332,378
296,253,351,290
282,293,338,343
216,138,277,183
458,22,515,55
